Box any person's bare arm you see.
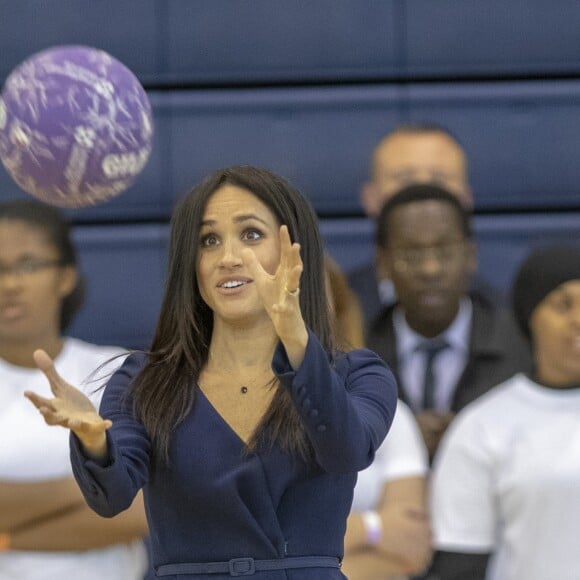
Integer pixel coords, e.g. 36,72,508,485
0,477,84,532
343,476,432,579
10,492,148,551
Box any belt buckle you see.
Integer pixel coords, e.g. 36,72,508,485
228,557,256,576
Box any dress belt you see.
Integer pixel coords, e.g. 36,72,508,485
156,555,341,576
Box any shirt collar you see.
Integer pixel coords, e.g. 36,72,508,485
393,298,473,359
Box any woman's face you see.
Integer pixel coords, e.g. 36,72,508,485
196,185,281,325
530,280,580,385
0,220,76,345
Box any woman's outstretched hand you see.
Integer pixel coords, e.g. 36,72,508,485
24,349,110,459
242,225,308,367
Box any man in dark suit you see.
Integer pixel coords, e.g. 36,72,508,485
366,184,531,459
349,123,503,330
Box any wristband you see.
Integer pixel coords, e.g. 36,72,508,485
0,533,11,552
361,510,383,546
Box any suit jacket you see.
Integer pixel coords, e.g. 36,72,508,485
366,298,532,413
348,261,507,335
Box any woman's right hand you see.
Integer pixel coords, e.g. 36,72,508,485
24,349,111,459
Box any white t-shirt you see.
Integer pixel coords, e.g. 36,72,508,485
352,400,428,512
0,338,147,580
431,373,580,580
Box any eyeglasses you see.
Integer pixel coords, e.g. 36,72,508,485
0,259,63,277
391,242,467,273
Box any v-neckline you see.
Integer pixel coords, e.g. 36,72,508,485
197,386,256,448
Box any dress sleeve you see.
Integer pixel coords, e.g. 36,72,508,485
69,353,151,517
430,407,497,553
272,330,397,474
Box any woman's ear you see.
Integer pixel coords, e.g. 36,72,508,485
58,265,78,298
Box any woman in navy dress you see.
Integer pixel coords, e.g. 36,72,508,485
25,166,397,579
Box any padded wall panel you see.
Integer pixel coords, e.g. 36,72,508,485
404,0,580,78
0,1,159,86
321,218,374,273
4,2,580,87
68,224,168,350
164,1,399,84
475,213,580,293
164,86,402,215
1,1,399,87
406,81,580,210
1,84,401,220
65,214,580,347
4,81,580,221
324,213,580,295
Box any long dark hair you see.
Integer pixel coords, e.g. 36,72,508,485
130,166,333,464
0,199,84,331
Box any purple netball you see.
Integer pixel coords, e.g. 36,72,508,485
0,45,153,208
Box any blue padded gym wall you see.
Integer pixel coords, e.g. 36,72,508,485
1,1,579,348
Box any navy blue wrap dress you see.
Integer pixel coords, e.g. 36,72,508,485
70,331,397,579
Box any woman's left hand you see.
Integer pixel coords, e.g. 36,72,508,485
242,225,308,358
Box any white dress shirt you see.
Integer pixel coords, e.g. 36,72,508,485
392,298,472,412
